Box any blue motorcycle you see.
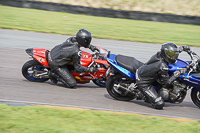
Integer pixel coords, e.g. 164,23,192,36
106,50,200,108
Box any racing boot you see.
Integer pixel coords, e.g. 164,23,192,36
136,89,145,100
49,72,59,84
141,86,165,109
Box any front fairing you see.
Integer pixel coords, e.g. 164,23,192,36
168,59,200,87
93,46,108,60
80,50,93,67
97,46,108,60
179,73,200,87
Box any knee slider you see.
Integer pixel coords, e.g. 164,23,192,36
68,82,77,88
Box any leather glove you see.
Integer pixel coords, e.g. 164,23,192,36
166,75,176,87
166,70,180,86
179,45,190,52
89,67,98,73
89,45,100,52
182,45,190,51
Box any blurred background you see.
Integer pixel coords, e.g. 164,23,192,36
0,0,200,59
34,0,200,16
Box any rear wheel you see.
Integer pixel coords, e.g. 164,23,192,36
191,88,200,108
106,74,134,101
22,60,49,82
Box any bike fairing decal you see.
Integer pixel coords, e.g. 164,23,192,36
181,74,200,85
183,78,199,84
83,55,88,58
39,58,43,62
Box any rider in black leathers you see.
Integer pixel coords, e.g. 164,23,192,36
48,29,100,88
136,42,190,109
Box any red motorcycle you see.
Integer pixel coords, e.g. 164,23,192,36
22,46,109,87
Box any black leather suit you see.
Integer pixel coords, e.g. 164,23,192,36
136,51,169,109
48,37,95,88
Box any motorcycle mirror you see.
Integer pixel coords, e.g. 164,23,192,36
107,51,110,57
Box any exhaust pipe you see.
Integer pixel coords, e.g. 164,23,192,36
114,84,136,98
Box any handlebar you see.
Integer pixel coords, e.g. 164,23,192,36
184,49,200,76
186,50,199,60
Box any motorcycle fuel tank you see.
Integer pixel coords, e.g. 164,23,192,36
168,59,188,74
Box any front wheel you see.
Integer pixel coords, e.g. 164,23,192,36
191,88,200,108
92,78,106,87
22,60,49,82
106,74,134,101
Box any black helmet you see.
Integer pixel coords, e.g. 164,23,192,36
76,29,92,48
161,42,179,65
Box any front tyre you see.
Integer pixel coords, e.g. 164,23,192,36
93,78,106,87
191,88,200,108
106,74,133,101
22,60,49,82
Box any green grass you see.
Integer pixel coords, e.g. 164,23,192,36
0,5,200,47
0,104,199,133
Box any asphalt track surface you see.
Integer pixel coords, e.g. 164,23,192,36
0,29,200,121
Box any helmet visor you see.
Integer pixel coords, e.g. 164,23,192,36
166,50,179,60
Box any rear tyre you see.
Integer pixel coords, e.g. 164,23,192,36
106,74,134,101
191,88,200,108
22,60,49,82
